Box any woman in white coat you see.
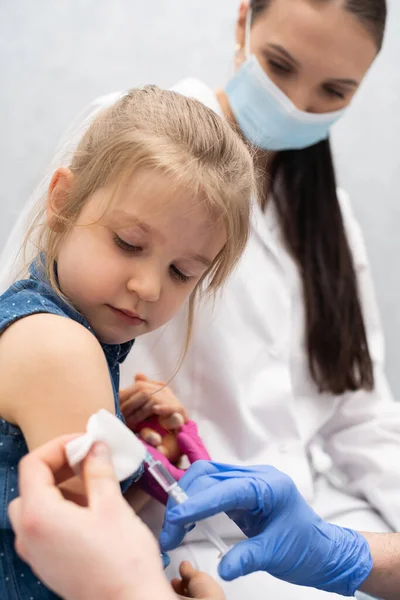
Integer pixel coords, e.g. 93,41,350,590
121,1,399,598
0,0,396,598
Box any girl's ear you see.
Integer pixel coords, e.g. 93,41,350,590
47,167,74,232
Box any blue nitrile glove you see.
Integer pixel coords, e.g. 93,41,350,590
160,461,373,597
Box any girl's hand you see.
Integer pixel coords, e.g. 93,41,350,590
172,561,226,600
120,374,211,505
138,421,211,504
120,373,188,431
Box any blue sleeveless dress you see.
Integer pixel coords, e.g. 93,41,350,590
0,260,161,599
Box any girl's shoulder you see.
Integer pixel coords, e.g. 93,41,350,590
0,258,92,338
0,275,106,416
0,275,101,368
0,279,73,337
0,296,112,431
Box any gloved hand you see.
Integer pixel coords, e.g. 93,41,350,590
160,461,373,597
139,421,211,505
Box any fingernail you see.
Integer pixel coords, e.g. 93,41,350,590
144,432,162,446
90,442,111,459
167,413,184,429
181,560,191,568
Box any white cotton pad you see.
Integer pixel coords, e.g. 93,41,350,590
65,409,147,481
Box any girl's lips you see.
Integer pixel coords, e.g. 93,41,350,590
108,305,144,326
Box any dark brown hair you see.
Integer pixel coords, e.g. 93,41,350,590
250,0,387,394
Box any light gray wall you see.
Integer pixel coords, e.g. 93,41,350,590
1,0,399,394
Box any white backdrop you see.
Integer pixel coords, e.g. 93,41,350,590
1,0,399,394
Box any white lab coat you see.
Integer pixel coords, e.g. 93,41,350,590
46,80,398,599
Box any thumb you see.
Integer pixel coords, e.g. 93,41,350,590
179,560,197,580
218,534,268,581
8,498,23,540
83,443,120,511
181,564,205,599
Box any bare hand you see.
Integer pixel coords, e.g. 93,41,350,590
172,561,226,600
8,436,174,600
120,373,188,433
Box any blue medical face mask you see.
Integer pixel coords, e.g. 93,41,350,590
225,14,346,151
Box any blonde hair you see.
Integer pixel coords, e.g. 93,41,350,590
24,86,256,347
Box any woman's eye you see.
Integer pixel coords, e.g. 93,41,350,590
113,234,142,253
269,60,292,75
170,265,191,283
324,86,345,99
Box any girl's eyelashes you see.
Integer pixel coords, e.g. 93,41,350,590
113,233,142,253
113,232,193,283
170,265,191,283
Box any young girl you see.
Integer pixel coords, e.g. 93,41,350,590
0,86,255,600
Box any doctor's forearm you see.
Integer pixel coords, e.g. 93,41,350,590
359,533,400,599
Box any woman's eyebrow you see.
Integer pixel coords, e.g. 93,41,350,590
266,45,359,88
266,43,300,67
327,78,358,87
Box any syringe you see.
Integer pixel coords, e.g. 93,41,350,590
64,409,229,557
145,452,230,557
